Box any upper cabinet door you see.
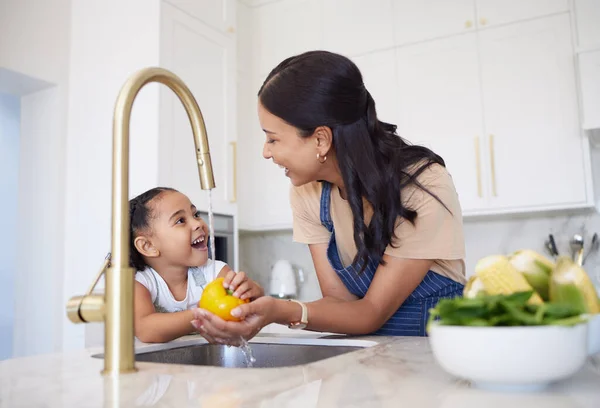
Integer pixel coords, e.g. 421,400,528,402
574,0,600,51
395,34,488,213
160,3,237,215
241,73,295,231
475,0,569,28
253,0,323,77
391,0,475,47
322,0,394,56
163,0,236,34
579,50,600,129
352,49,398,125
478,14,589,211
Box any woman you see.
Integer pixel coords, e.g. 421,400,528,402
191,50,466,344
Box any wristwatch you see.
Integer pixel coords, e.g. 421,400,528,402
287,299,308,330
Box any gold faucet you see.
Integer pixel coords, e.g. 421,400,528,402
66,67,215,375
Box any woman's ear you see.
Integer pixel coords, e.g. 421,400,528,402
314,126,333,156
134,236,160,259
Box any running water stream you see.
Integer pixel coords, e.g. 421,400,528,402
208,190,255,367
208,189,216,280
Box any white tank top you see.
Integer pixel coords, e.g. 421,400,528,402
135,259,227,313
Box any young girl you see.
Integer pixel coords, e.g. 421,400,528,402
131,187,263,343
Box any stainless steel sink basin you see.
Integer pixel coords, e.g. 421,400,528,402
93,337,377,368
136,342,363,368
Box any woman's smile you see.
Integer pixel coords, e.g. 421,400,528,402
277,163,290,176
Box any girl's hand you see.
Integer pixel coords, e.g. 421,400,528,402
191,296,275,346
222,270,264,300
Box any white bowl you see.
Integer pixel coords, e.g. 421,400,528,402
588,314,600,356
429,322,588,392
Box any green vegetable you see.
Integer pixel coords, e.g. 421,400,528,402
508,250,554,301
550,256,600,314
427,291,587,332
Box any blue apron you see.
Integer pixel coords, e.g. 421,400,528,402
319,181,464,336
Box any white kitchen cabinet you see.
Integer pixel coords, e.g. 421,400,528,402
236,1,594,230
237,72,294,231
163,0,236,35
478,14,589,211
352,49,398,126
253,0,323,77
322,0,394,56
391,0,475,46
236,0,253,75
579,50,600,130
475,0,569,28
573,0,600,51
391,0,570,46
395,34,488,214
159,3,238,216
394,13,592,215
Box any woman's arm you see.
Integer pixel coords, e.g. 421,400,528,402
270,243,433,334
310,243,359,302
191,243,434,343
134,282,196,343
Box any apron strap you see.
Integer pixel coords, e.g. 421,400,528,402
319,181,334,232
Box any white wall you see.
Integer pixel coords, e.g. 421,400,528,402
62,0,162,350
1,0,168,354
0,93,19,359
0,0,71,357
17,87,71,357
0,0,70,84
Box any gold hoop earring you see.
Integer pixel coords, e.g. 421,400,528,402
317,153,327,164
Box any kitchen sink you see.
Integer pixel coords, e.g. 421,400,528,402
93,337,377,368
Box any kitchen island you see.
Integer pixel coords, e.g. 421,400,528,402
1,333,599,407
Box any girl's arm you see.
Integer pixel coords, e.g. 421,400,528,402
134,282,195,343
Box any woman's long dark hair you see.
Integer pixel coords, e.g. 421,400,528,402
258,51,448,273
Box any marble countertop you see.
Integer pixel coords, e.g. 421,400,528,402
1,332,600,408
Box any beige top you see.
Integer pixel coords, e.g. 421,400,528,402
290,163,466,284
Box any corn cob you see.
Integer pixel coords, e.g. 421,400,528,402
550,256,600,314
474,255,544,304
508,249,554,301
463,275,486,298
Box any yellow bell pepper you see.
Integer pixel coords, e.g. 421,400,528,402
199,277,249,322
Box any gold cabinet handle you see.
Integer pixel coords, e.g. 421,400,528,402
229,141,237,203
465,20,473,29
479,17,487,26
474,137,483,197
489,134,497,196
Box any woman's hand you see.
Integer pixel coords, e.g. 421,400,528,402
191,296,275,346
222,270,265,300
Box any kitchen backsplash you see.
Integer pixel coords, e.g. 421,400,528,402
240,146,600,301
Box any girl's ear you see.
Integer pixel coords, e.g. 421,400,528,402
134,236,160,259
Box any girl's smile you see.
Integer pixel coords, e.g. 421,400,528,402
191,235,207,251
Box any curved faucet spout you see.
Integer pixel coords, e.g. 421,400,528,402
66,67,215,376
111,67,215,272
